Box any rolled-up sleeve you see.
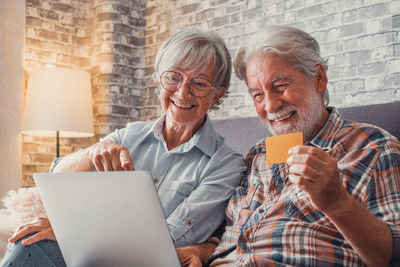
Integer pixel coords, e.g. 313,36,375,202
387,223,400,261
49,128,126,173
166,147,245,247
49,157,62,172
369,140,400,264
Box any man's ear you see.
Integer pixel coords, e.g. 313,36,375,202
315,64,328,94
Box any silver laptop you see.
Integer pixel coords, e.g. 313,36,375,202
34,171,181,267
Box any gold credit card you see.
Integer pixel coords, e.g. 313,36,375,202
265,132,303,165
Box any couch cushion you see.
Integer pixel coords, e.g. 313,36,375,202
339,102,400,140
213,102,400,156
0,208,12,260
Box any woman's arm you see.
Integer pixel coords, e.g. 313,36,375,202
9,141,134,245
52,141,134,173
167,151,245,248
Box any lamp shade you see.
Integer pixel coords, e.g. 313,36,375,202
22,68,94,137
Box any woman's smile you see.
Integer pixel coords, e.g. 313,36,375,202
170,99,197,110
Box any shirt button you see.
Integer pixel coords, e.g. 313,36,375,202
186,220,192,226
154,178,159,183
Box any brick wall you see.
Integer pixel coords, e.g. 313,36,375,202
90,0,148,135
145,0,400,120
23,0,93,186
22,0,399,186
23,0,146,186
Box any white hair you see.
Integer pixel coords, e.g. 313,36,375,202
153,27,232,108
234,25,329,105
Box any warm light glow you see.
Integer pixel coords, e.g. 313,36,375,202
22,68,94,137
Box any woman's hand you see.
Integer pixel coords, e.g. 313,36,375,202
52,141,134,173
8,217,56,245
88,141,134,171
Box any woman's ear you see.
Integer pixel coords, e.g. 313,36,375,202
155,81,161,95
154,81,161,97
212,86,227,106
315,64,328,94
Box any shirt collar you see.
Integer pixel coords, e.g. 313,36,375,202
150,114,217,156
309,107,344,150
150,115,166,141
191,114,218,157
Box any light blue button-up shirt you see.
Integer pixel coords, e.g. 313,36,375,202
102,114,245,247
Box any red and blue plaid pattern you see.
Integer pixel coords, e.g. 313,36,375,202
212,108,400,266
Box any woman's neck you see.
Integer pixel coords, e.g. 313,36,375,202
163,117,205,150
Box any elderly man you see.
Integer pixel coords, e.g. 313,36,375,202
177,25,400,266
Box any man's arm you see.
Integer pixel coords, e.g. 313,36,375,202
324,193,392,266
287,145,397,266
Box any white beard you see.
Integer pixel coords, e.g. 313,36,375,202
262,92,325,142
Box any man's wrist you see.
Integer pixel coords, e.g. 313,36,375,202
206,237,220,247
324,191,355,221
192,241,217,263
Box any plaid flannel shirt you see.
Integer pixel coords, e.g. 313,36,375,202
211,107,400,266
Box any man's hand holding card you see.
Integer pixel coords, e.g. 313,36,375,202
276,134,346,215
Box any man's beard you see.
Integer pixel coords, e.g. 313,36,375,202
261,92,325,142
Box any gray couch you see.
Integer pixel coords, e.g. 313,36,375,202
213,102,400,156
0,102,399,260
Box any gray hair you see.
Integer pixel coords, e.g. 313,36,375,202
153,27,232,109
234,25,329,105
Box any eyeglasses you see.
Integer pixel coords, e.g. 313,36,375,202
159,71,214,98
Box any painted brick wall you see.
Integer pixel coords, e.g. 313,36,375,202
22,0,399,186
23,0,146,186
23,0,94,186
90,0,147,135
145,0,400,120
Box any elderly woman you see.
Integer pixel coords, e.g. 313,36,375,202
1,27,245,266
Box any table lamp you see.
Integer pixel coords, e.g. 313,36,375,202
21,67,94,158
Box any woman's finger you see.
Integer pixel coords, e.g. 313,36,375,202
21,232,44,245
93,154,105,171
89,141,133,171
9,218,53,243
21,229,56,245
119,148,134,170
98,150,114,171
9,225,41,243
111,153,124,171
